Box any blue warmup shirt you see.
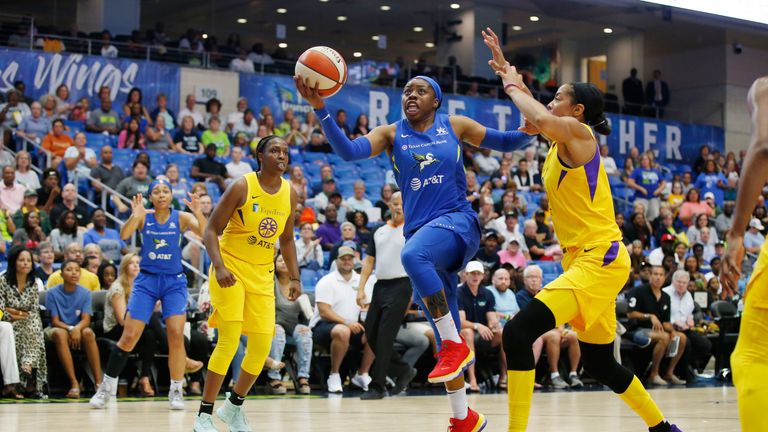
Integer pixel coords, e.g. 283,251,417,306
140,210,183,274
392,113,475,238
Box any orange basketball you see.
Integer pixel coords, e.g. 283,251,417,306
295,46,347,98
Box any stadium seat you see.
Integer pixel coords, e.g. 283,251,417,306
303,152,328,165
64,120,85,134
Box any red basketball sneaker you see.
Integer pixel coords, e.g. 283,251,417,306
428,337,475,383
448,408,487,432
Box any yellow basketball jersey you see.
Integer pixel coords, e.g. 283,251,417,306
219,173,291,266
744,239,768,308
541,124,621,248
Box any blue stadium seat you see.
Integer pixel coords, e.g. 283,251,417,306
85,133,112,148
303,152,328,165
327,153,346,166
491,188,505,203
304,163,322,178
207,184,222,204
64,120,85,134
333,164,359,178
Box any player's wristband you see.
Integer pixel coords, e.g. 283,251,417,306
504,83,520,92
290,277,300,283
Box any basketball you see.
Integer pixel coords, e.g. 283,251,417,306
295,46,347,98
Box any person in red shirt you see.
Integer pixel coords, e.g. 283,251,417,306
42,119,74,164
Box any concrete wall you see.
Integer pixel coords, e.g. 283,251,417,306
178,68,240,118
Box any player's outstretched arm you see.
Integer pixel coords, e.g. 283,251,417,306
294,75,393,160
203,178,247,288
722,76,768,294
180,191,208,237
120,194,152,241
279,187,302,301
450,115,533,152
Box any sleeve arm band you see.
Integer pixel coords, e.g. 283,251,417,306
481,128,533,152
315,106,372,161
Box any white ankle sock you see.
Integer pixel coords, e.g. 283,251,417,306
170,379,183,391
550,372,560,380
434,314,461,343
447,387,468,420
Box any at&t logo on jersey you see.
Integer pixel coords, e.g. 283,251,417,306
147,251,172,260
410,174,445,191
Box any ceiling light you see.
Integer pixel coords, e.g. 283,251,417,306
450,3,460,9
425,42,435,48
278,42,288,48
372,35,380,40
413,26,423,32
237,18,247,24
380,5,391,11
337,15,347,21
603,27,613,33
202,33,208,39
297,25,307,31
276,8,287,13
319,0,328,2
512,25,522,31
353,52,362,57
529,16,539,21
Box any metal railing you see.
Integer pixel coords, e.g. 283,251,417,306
17,136,209,286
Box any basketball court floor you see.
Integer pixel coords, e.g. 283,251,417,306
0,385,739,431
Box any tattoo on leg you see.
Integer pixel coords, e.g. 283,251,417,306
424,291,450,317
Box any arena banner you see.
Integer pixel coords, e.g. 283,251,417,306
241,73,724,166
0,48,180,112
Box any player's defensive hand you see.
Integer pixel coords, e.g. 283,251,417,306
294,75,325,110
184,191,201,214
721,234,744,298
215,265,237,288
131,194,153,219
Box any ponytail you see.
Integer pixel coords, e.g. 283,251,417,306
570,83,611,136
590,113,612,135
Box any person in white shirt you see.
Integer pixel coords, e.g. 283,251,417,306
231,109,259,141
177,94,204,129
309,247,369,393
662,270,712,372
226,97,249,132
229,49,255,73
295,222,324,269
744,218,766,258
492,210,529,255
100,31,118,58
345,180,373,212
224,146,253,181
600,144,619,176
473,148,500,176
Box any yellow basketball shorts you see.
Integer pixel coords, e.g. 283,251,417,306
536,240,630,345
208,252,275,335
732,293,768,432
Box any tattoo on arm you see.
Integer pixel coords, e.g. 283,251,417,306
424,291,450,317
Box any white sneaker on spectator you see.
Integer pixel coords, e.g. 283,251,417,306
216,393,252,432
327,373,343,393
665,375,686,385
650,375,668,386
569,375,584,388
193,413,219,432
89,381,112,409
351,373,372,391
551,376,569,389
169,387,185,410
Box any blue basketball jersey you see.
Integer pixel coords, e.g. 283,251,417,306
392,113,475,237
140,210,183,274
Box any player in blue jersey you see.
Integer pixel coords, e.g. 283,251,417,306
90,179,207,410
296,72,533,432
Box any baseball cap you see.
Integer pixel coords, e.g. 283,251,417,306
337,246,355,258
509,238,520,245
704,192,715,200
483,229,499,240
715,240,726,247
750,218,765,231
505,210,519,219
24,188,38,197
323,177,336,184
661,233,676,242
465,261,484,273
329,191,342,199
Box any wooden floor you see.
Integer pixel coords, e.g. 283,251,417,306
0,386,739,431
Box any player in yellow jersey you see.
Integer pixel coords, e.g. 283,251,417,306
483,28,683,432
194,135,301,432
721,76,768,432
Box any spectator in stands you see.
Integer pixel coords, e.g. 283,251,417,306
329,221,361,263
458,261,502,392
248,42,274,66
39,118,73,163
50,183,89,227
91,145,125,196
523,219,547,260
102,253,157,396
100,31,118,58
118,118,147,150
232,109,259,141
534,208,556,246
49,210,84,260
0,166,25,214
29,241,55,283
622,68,644,115
316,203,342,251
273,109,293,136
83,208,127,263
86,96,121,134
694,160,727,206
600,144,619,176
69,97,90,122
302,109,322,137
649,233,676,266
46,242,100,291
288,165,308,203
472,148,500,176
474,230,501,272
513,158,541,192
261,113,277,135
715,201,734,235
313,177,338,212
201,117,230,157
97,261,117,290
191,143,228,192
12,188,52,235
692,146,709,175
490,158,513,189
680,171,694,195
145,115,174,151
349,113,370,139
335,109,352,139
309,247,366,393
65,132,97,175
267,253,314,394
226,97,249,131
306,129,332,153
39,94,58,120
45,259,103,398
627,265,687,385
17,101,51,143
744,218,765,256
346,180,373,212
296,222,323,269
620,157,635,184
624,211,653,250
36,168,60,213
0,246,47,398
11,210,45,251
230,48,255,73
284,117,308,148
667,181,685,216
177,95,204,129
0,90,32,143
678,188,713,226
687,214,717,247
494,210,526,248
225,146,253,181
150,93,176,130
13,151,39,191
174,115,203,154
162,164,190,208
515,265,583,388
83,255,100,275
203,98,223,130
486,268,520,389
373,183,394,218
645,69,670,118
498,237,527,269
662,270,711,373
113,160,153,214
627,154,665,221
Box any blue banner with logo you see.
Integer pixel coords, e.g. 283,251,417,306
0,48,180,112
241,73,723,167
